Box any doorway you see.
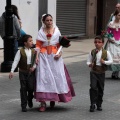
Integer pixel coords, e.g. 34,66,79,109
96,0,104,35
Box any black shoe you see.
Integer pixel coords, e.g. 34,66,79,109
22,107,27,112
97,106,102,111
89,104,95,112
50,101,55,108
28,100,33,108
111,74,115,79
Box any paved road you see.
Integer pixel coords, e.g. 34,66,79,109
0,39,120,120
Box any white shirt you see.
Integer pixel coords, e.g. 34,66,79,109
11,48,36,73
87,49,113,66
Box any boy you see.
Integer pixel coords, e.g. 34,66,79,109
87,36,113,112
9,34,36,112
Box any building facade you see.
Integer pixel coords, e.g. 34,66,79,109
0,0,118,48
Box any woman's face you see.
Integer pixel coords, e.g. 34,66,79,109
44,16,53,28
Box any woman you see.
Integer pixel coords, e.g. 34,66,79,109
11,5,26,46
106,10,120,79
35,14,75,112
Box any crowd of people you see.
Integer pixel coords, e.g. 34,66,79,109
0,3,120,113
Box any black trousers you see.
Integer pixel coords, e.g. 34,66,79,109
19,71,35,108
89,71,105,106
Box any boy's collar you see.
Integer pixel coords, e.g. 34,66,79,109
23,46,31,50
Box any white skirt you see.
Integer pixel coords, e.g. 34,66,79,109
36,53,69,94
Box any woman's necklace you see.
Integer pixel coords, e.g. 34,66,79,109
46,28,52,45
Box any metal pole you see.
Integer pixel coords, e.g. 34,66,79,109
1,0,18,72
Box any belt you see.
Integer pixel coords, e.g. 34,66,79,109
40,45,58,54
19,65,31,73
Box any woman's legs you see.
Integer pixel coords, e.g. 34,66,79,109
50,101,55,108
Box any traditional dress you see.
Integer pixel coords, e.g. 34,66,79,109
35,26,75,102
105,21,120,71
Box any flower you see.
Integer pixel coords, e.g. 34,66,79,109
101,30,113,38
46,34,52,38
96,50,98,54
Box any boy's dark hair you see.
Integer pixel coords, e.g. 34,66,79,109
95,35,104,43
22,34,32,44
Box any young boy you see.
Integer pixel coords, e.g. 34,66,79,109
87,36,113,112
9,34,36,112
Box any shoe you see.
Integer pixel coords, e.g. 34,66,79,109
39,102,46,112
111,74,115,79
89,104,95,112
28,100,33,108
50,101,55,108
97,106,102,111
22,107,27,112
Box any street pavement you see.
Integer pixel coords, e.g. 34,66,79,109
0,38,120,120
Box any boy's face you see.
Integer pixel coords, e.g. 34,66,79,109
94,39,104,50
24,37,33,48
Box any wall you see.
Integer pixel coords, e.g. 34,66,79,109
47,0,56,24
86,0,97,38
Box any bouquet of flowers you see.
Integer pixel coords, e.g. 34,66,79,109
101,30,113,39
56,36,71,55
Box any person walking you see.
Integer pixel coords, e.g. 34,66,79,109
9,34,36,112
105,10,120,79
35,14,75,112
87,36,113,112
0,5,20,55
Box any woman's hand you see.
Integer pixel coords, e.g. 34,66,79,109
54,52,62,60
36,57,39,65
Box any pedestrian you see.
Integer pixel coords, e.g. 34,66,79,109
0,5,20,55
105,9,120,79
9,34,36,112
11,5,26,46
87,36,113,112
111,3,120,21
35,14,75,112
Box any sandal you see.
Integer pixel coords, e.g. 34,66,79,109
39,102,46,112
50,101,55,108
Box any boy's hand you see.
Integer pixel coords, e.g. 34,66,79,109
100,58,105,64
29,67,35,72
89,63,94,68
9,72,14,79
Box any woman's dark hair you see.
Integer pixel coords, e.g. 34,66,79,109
42,14,52,22
22,34,32,44
11,5,20,19
114,9,120,16
95,35,104,43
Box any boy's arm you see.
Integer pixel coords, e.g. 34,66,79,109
9,50,21,79
86,51,92,66
11,50,21,73
103,51,113,65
